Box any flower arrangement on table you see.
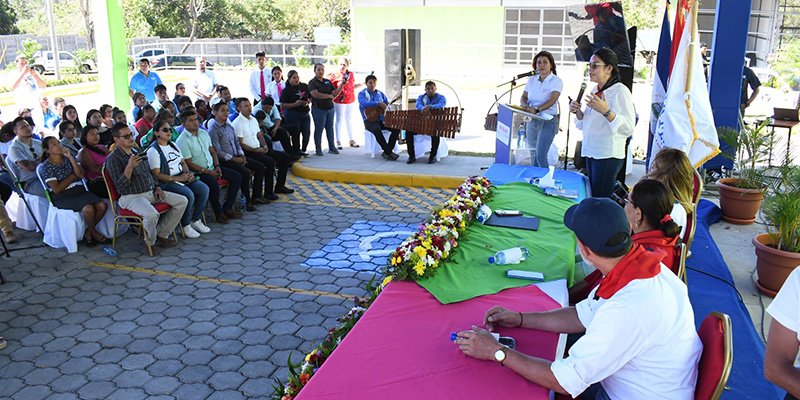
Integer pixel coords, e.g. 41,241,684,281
272,176,493,400
386,176,493,280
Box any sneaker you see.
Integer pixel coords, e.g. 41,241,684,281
0,336,6,350
190,220,211,234
328,148,340,155
182,225,201,239
156,236,178,248
315,150,324,156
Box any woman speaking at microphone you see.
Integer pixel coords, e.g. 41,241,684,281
520,51,562,168
569,47,635,198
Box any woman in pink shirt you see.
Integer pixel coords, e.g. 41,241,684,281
77,125,110,198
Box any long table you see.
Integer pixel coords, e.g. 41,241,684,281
295,281,567,400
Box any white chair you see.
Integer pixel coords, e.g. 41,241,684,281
412,135,449,161
7,191,48,232
36,168,89,253
363,129,401,158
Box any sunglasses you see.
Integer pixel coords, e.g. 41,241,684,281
159,127,172,133
29,147,37,158
589,62,607,70
118,133,133,140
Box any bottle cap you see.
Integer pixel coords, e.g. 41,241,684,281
450,332,458,342
488,256,496,264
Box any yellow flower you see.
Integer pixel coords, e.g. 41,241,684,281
305,353,312,363
422,239,432,249
414,246,427,258
414,262,425,276
381,276,393,287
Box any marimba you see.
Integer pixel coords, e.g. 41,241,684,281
384,107,462,139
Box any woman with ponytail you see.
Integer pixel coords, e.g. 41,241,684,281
569,178,682,304
568,47,635,198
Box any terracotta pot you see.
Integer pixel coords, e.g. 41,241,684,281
753,233,800,297
716,178,764,225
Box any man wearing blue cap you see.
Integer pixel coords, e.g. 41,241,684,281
455,197,702,400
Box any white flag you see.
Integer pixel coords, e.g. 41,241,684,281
652,5,720,167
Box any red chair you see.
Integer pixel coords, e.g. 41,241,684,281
102,167,176,257
683,169,704,252
695,312,733,400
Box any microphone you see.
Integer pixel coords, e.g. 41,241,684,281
576,82,587,103
515,70,537,79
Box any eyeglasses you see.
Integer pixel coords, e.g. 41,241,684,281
118,133,133,140
159,127,172,133
29,147,37,158
589,62,607,70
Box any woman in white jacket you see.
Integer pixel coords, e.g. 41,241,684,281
569,47,635,198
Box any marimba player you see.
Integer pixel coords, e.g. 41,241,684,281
407,81,446,164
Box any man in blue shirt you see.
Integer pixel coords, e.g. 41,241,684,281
407,81,446,164
129,58,163,102
358,74,399,161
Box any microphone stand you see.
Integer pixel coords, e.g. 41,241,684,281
564,111,572,170
497,76,518,103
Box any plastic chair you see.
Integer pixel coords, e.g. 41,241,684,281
683,169,704,251
2,157,46,233
36,166,87,253
677,242,688,283
102,167,175,257
411,134,449,161
695,312,733,400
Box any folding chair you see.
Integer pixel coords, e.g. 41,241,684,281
695,312,733,400
36,166,86,253
683,169,704,252
102,167,176,257
1,154,44,233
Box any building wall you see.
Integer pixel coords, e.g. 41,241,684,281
351,6,505,80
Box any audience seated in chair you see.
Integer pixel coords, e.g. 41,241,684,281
58,121,82,157
105,122,187,253
37,137,108,246
455,198,702,400
647,148,694,239
78,125,110,199
145,120,210,239
254,96,301,160
358,74,400,161
7,117,46,198
176,109,242,224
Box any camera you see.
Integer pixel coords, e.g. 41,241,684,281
609,180,629,209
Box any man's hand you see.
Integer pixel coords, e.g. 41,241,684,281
484,306,522,331
128,153,142,168
154,186,165,201
232,156,245,164
211,167,222,178
181,172,195,182
456,326,502,361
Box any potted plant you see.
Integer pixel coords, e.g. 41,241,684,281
753,165,800,297
715,119,772,224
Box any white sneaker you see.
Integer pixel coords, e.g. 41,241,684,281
191,220,211,234
182,225,201,238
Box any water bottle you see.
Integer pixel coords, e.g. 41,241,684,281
102,246,117,257
517,121,526,147
488,247,530,265
239,192,247,211
476,205,492,224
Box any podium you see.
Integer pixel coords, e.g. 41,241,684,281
494,103,553,164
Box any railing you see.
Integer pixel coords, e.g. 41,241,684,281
129,40,347,69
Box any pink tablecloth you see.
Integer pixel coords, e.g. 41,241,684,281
296,281,561,400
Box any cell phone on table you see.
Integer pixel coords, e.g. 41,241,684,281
506,270,544,281
499,336,517,349
495,210,523,216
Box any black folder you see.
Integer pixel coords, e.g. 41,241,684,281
484,215,540,231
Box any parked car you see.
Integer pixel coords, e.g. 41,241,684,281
31,51,96,74
132,49,213,69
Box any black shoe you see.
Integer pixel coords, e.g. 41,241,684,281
406,157,416,164
315,150,324,156
328,148,340,155
253,197,271,205
300,152,309,157
428,158,437,164
265,193,279,201
381,152,392,160
390,152,400,160
275,186,294,194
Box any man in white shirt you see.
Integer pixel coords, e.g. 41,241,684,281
248,51,271,105
765,267,800,399
231,97,279,203
455,198,702,400
191,56,217,103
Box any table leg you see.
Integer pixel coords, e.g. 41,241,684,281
787,127,793,165
769,126,775,166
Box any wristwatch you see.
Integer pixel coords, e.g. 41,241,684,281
533,107,540,113
494,345,509,366
602,109,612,118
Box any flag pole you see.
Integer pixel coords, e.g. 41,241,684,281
684,0,698,95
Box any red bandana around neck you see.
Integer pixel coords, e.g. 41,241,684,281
595,243,663,299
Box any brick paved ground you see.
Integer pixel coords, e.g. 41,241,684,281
0,179,451,399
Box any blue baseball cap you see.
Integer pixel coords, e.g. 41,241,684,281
563,197,631,255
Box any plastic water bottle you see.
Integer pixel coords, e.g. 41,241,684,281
476,205,492,224
239,192,247,211
488,247,530,265
517,121,526,147
102,246,117,257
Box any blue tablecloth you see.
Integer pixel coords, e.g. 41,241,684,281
482,164,590,201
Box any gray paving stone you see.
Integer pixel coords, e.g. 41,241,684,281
20,332,54,347
77,381,116,400
85,364,124,381
35,350,70,367
176,364,215,383
148,359,186,377
239,360,276,379
208,371,246,391
161,317,191,331
296,326,329,341
268,334,304,351
173,383,213,399
207,390,246,400
240,377,274,397
183,334,216,350
164,306,194,319
188,309,217,322
180,349,216,366
152,344,188,361
110,310,141,323
212,326,245,341
143,376,181,395
209,354,245,372
155,329,190,344
29,319,61,333
99,334,134,348
45,393,79,400
114,370,154,388
58,357,94,374
22,367,61,385
69,342,101,358
50,374,88,392
13,385,52,400
92,348,128,364
269,322,300,336
106,388,147,400
83,316,113,330
75,329,107,343
239,331,269,346
210,340,245,356
119,353,156,370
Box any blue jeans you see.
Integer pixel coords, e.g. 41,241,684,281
582,382,612,400
585,157,624,198
311,107,336,152
162,180,209,227
526,117,558,167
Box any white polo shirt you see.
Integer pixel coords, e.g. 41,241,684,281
575,82,635,160
192,70,217,97
767,267,800,367
231,113,262,149
523,73,563,116
551,265,702,400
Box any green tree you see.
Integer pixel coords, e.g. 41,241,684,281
0,0,20,35
589,0,659,30
229,0,285,40
275,0,350,40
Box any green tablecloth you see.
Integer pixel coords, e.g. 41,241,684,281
418,182,577,304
